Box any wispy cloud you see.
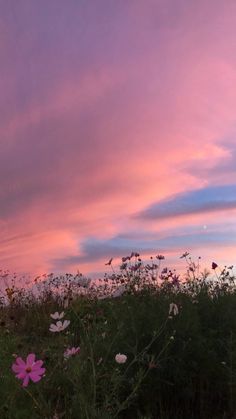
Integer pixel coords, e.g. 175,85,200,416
52,223,236,272
134,185,236,220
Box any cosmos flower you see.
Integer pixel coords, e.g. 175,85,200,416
169,303,179,316
156,255,165,260
49,320,70,332
122,256,131,262
172,274,180,287
212,262,218,270
50,311,65,320
130,262,142,272
180,252,190,259
12,353,45,387
115,353,127,364
64,346,80,359
105,258,113,266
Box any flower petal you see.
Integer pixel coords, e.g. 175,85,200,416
29,373,43,383
31,360,43,371
49,324,58,332
12,363,23,373
26,354,35,366
16,372,27,379
22,374,30,387
15,357,25,367
35,367,45,376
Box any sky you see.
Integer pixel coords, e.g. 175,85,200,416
1,0,236,279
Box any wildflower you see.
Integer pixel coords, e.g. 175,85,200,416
130,262,141,272
105,258,113,266
212,262,218,270
50,311,65,320
156,254,165,260
115,353,127,364
171,274,180,287
49,320,70,332
170,336,175,341
169,303,179,316
64,346,80,359
12,353,45,387
122,256,130,262
180,252,190,259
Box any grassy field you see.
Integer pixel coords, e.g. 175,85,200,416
0,254,236,418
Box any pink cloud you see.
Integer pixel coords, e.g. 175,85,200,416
0,0,236,278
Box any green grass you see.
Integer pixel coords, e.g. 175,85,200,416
0,257,236,418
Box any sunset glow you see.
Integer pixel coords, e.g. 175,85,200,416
1,1,236,278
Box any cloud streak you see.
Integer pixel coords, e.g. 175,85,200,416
134,185,236,220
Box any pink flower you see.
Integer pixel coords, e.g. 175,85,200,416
49,320,70,332
64,346,80,359
50,311,64,320
115,353,127,364
12,353,45,387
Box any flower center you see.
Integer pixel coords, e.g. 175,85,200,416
26,367,32,373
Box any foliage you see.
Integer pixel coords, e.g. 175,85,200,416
0,253,236,418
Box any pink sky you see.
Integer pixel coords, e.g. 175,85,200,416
0,0,236,279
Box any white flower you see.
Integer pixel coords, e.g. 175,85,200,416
115,353,127,364
50,311,65,320
169,303,179,316
64,346,80,359
49,320,70,332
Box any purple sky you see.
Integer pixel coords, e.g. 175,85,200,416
1,0,236,278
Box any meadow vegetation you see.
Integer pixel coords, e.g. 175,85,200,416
0,253,236,418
